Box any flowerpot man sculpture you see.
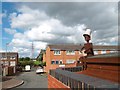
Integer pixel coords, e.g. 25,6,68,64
82,28,94,57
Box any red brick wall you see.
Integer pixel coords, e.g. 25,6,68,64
44,47,83,73
48,74,70,89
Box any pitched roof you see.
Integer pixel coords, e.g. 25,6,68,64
47,44,119,51
0,52,18,54
93,45,119,50
48,44,83,51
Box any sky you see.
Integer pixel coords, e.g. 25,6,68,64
0,0,119,58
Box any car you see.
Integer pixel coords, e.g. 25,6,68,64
36,67,44,74
25,65,31,72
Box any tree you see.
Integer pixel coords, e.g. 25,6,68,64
19,57,24,61
18,57,33,68
24,57,30,61
34,61,40,66
42,61,46,66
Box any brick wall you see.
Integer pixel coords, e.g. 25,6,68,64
48,74,70,89
44,47,82,73
43,46,115,73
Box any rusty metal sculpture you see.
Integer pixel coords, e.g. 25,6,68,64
82,28,94,57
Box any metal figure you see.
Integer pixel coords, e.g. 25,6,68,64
82,28,94,57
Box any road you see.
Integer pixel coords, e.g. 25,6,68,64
11,68,48,89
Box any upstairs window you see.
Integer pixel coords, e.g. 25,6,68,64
54,50,61,55
10,56,16,60
1,57,7,60
66,50,75,55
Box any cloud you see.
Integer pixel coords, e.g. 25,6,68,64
12,47,31,57
4,2,119,57
4,28,17,34
10,5,86,43
9,5,49,29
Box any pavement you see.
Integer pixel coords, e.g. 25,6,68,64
1,74,24,90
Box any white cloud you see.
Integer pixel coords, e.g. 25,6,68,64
9,6,49,29
11,39,30,47
12,47,31,57
8,5,87,57
5,3,118,57
4,28,17,34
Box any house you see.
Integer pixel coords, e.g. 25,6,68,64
43,44,119,73
0,52,18,76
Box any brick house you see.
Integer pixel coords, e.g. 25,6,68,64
0,52,18,76
43,44,119,73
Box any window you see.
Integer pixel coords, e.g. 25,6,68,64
1,57,7,60
66,59,75,64
55,61,59,64
94,51,98,55
110,50,117,53
59,60,63,64
10,56,16,60
101,50,106,54
4,61,9,66
66,50,75,55
10,61,16,66
54,50,61,55
51,61,55,64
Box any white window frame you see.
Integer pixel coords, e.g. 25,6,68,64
4,61,9,66
1,57,7,60
10,61,16,66
66,59,76,64
10,56,16,60
110,50,117,53
54,50,61,55
66,50,75,55
94,51,98,55
101,50,106,54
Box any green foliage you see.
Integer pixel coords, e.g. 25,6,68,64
19,57,30,61
37,53,43,61
19,57,24,61
18,58,34,68
34,61,40,66
24,57,30,61
42,61,46,66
